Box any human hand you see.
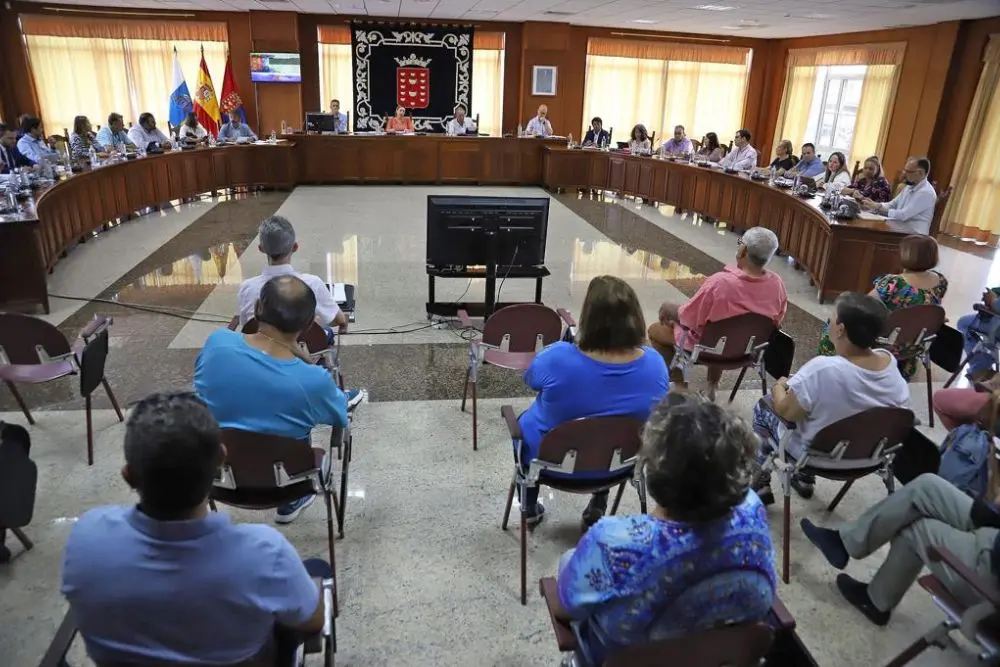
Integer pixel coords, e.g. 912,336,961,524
841,187,855,197
338,321,348,334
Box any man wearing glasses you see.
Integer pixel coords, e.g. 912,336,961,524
862,157,937,234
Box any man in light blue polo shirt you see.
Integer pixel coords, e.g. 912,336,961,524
788,142,825,179
61,392,326,664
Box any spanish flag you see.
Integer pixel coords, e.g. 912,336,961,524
193,46,221,137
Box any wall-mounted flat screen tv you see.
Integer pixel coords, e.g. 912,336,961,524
250,52,302,83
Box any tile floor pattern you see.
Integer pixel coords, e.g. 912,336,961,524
1,185,997,666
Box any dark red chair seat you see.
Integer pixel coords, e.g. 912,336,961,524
0,359,75,383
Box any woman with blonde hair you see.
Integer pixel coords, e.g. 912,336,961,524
769,139,798,175
515,275,668,529
842,156,892,203
69,115,104,159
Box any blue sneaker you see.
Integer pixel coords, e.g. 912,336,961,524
275,494,316,524
345,388,367,411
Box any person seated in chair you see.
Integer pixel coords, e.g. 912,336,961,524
801,473,1000,627
516,275,668,529
196,275,350,524
552,394,776,666
647,226,787,397
62,392,330,664
752,292,910,504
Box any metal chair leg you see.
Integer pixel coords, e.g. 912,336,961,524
324,490,339,616
943,355,969,389
826,480,855,512
10,527,33,550
85,394,94,466
520,504,528,606
460,366,471,412
4,381,34,425
336,433,351,539
209,498,218,512
471,380,478,451
501,478,516,530
729,366,749,403
609,482,626,515
103,379,124,422
925,361,935,428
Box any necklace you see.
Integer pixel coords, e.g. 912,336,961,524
252,331,303,358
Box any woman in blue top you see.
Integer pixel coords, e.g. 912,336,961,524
553,394,776,665
517,275,669,529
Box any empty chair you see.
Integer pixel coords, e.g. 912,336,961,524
0,314,123,465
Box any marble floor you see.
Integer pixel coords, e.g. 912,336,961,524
1,185,997,666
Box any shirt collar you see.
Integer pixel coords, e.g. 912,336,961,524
126,505,229,541
261,263,297,276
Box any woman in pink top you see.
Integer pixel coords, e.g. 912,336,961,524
386,106,415,133
648,227,788,397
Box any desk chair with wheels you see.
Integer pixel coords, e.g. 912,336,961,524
878,304,946,426
500,405,645,605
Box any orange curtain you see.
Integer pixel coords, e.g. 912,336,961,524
19,15,226,41
786,43,906,67
318,25,351,45
587,37,750,66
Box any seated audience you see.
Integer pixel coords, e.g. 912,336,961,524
196,275,350,523
96,113,137,152
69,116,104,159
516,275,668,528
647,227,787,395
862,157,937,234
178,112,208,143
842,156,892,203
446,105,477,135
816,151,851,189
628,123,651,155
582,117,609,147
787,143,825,179
127,112,171,150
16,116,59,164
660,125,693,157
695,132,724,163
816,234,946,380
769,139,799,174
0,123,31,173
801,473,1000,627
934,378,999,434
525,104,553,138
329,99,348,132
753,292,910,502
61,391,328,663
719,129,758,171
218,116,258,142
386,105,415,133
554,393,775,665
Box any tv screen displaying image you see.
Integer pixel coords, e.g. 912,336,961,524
250,52,302,83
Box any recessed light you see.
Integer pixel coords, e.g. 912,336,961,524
718,24,745,29
631,19,656,23
692,4,737,10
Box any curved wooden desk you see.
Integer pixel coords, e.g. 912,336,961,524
541,147,913,302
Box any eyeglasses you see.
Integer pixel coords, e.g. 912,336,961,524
737,237,745,247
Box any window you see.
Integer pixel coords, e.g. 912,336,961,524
804,65,866,161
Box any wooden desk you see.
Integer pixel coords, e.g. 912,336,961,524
541,147,912,302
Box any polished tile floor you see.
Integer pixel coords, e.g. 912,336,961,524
1,185,995,666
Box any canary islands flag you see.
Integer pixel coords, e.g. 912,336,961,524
168,48,192,128
193,47,222,137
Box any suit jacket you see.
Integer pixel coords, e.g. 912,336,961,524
583,129,610,146
0,144,31,174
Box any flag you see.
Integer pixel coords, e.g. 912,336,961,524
219,53,246,124
193,46,222,137
168,47,192,128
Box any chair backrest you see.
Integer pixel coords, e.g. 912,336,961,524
930,185,953,235
697,313,777,361
808,407,915,462
851,160,861,181
78,326,110,398
241,318,330,354
0,313,72,365
605,622,773,667
216,428,315,490
482,304,563,352
691,137,702,152
880,304,946,350
0,422,37,528
649,130,656,147
536,415,644,474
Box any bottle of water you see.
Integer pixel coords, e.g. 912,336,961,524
269,130,277,144
208,133,216,148
567,133,573,148
89,146,98,168
517,123,523,138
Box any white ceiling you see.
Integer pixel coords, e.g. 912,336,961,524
24,0,1000,38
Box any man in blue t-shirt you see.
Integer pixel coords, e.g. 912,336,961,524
195,274,349,524
62,392,327,664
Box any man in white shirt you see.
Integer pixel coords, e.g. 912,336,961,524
96,113,137,152
525,105,552,137
128,113,171,150
719,129,758,172
446,105,477,136
863,157,937,234
16,116,59,165
329,100,348,133
218,117,258,142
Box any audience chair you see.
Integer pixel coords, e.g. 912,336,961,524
671,313,777,402
211,428,341,614
649,130,656,148
0,314,124,465
929,186,953,237
459,304,575,451
500,405,645,605
0,421,36,562
607,127,613,146
883,545,1000,666
767,404,915,583
538,576,799,667
878,304,946,426
851,160,862,181
944,305,998,387
37,603,337,667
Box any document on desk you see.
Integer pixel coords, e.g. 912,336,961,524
331,283,347,302
858,211,886,221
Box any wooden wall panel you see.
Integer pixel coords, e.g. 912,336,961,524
520,23,577,135
250,11,302,136
298,14,321,116
226,14,256,130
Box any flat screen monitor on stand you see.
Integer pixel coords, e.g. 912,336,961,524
425,196,550,320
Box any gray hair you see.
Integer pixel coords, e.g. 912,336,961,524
259,215,296,259
741,227,779,268
641,393,757,523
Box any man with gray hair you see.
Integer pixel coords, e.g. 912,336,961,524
237,215,348,332
647,226,787,397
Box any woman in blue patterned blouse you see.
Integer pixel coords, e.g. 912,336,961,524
553,393,776,666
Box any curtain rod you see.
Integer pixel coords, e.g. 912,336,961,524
40,6,197,17
351,20,475,28
608,31,732,44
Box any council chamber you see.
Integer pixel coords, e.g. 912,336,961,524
0,3,999,667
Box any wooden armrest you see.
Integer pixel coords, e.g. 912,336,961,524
227,315,240,331
557,308,577,328
539,577,577,652
38,609,78,667
457,309,475,328
501,404,522,440
928,546,1000,607
769,595,796,631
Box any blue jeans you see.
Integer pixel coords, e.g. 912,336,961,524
958,312,996,373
